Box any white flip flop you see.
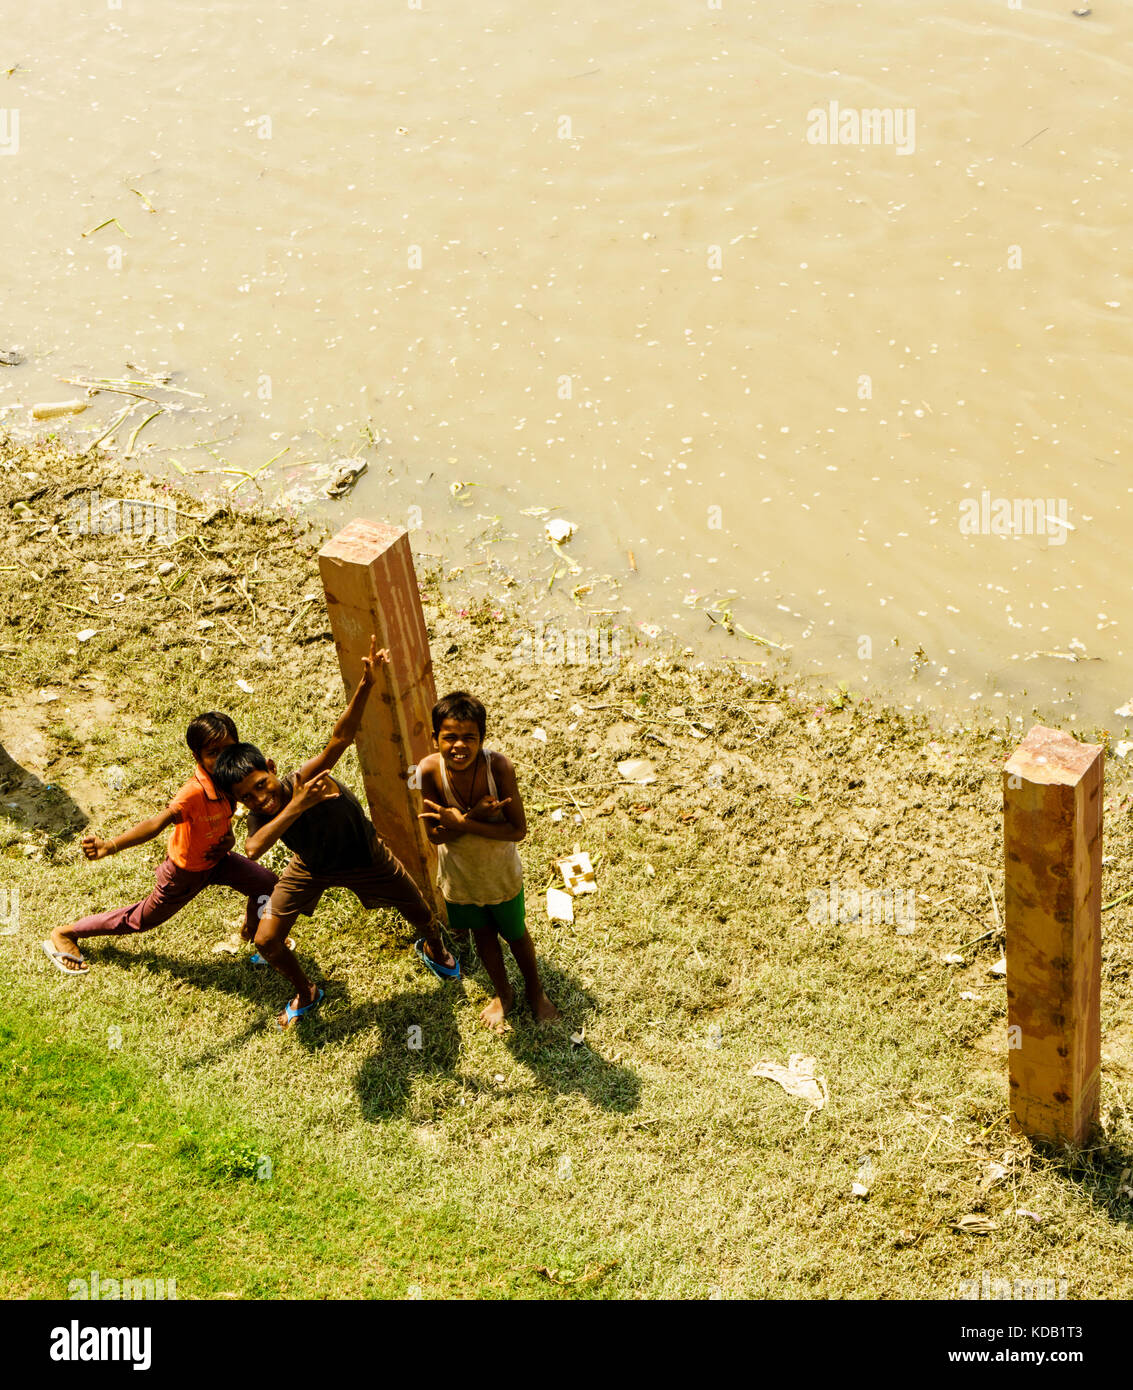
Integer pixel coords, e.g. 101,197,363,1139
41,939,90,976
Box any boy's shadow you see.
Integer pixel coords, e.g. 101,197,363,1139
507,959,641,1113
92,940,465,1084
351,982,465,1123
90,939,642,1122
93,941,281,1062
353,951,640,1123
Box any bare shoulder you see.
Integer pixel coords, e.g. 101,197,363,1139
487,750,518,780
416,753,443,793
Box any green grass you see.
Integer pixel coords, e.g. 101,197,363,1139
1,438,1132,1299
0,1007,576,1300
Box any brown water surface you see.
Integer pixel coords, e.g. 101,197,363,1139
2,1,1131,730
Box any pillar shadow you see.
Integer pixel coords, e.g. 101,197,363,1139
0,742,87,835
1044,1134,1133,1229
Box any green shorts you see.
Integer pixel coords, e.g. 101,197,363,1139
444,889,527,942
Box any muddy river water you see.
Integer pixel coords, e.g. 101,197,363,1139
2,1,1131,731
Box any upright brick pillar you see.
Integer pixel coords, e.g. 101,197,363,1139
1003,725,1103,1145
318,520,443,918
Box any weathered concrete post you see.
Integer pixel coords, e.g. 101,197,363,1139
1003,725,1102,1145
317,519,443,918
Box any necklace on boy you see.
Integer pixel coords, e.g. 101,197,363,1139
449,758,483,811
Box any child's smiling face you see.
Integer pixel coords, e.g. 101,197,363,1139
199,733,236,775
231,766,285,817
435,717,482,772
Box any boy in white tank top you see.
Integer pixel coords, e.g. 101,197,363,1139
417,691,559,1027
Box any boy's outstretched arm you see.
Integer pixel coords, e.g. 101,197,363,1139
81,807,177,861
299,634,390,782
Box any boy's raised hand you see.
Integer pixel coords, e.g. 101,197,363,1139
359,634,390,687
291,768,341,812
81,834,112,861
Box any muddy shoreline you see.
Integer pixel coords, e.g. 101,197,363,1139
3,436,1131,954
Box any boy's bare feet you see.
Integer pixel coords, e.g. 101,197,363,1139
529,991,561,1025
49,926,88,973
479,988,515,1029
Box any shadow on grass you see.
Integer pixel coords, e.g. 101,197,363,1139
352,955,641,1123
87,939,641,1121
1047,1136,1133,1229
92,941,283,1058
0,742,87,836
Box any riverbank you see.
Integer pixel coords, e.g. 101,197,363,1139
2,437,1132,1299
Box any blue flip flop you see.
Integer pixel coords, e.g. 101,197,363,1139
276,987,324,1029
415,939,461,981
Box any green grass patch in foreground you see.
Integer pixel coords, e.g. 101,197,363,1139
0,1008,567,1300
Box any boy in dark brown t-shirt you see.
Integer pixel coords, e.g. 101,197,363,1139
213,638,458,1028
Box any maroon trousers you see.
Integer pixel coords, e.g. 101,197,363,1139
70,853,278,940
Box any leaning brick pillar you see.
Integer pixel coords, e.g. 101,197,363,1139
318,520,443,918
1003,725,1102,1145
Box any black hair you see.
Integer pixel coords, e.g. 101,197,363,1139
212,742,270,796
431,691,486,741
186,712,238,762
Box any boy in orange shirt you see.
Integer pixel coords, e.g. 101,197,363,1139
42,713,277,975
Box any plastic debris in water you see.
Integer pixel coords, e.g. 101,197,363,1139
544,518,575,544
326,459,367,499
31,399,88,419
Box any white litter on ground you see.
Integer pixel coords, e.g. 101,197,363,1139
546,887,574,923
556,851,597,896
749,1054,828,1121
